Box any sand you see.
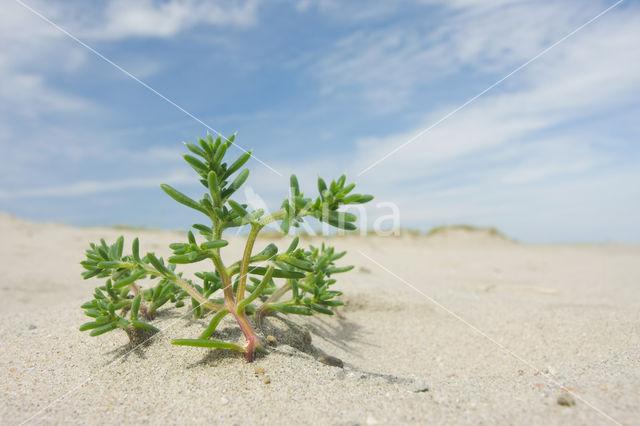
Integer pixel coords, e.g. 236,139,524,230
1,212,639,425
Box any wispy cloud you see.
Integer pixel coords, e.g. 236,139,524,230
350,5,640,183
0,171,191,199
0,1,94,119
309,1,606,113
83,0,262,40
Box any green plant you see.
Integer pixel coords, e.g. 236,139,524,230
79,134,373,361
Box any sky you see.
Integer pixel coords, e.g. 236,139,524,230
1,0,639,243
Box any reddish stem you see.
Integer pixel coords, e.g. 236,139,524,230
229,304,261,362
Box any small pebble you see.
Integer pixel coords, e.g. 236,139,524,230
266,335,277,346
28,324,37,330
557,393,576,407
254,366,265,375
263,375,271,384
413,380,429,393
220,397,229,405
318,355,344,368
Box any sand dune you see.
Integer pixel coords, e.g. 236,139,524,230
1,213,639,424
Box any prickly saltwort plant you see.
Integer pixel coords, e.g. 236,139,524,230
79,134,373,361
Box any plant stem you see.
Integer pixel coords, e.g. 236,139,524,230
143,266,223,312
210,254,234,303
264,281,291,305
236,223,262,303
255,280,290,321
259,209,286,226
231,308,261,362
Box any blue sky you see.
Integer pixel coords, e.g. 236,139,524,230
1,0,639,242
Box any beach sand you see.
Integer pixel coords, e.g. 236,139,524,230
1,212,639,424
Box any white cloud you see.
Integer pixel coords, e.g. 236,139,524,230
0,1,95,119
0,171,192,199
83,0,261,40
310,1,606,113
281,1,640,241
0,0,262,122
352,5,640,182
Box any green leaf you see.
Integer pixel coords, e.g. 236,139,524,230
114,236,124,259
199,138,214,157
130,320,160,332
147,253,172,276
207,171,220,203
225,151,251,178
309,303,334,315
250,243,278,262
131,294,141,321
228,200,248,217
184,142,207,158
248,266,304,279
286,237,299,253
268,303,313,316
89,322,118,336
327,265,354,274
79,321,102,331
340,183,356,196
290,174,300,196
318,177,327,196
183,154,208,176
80,301,95,309
212,141,228,166
132,238,140,262
172,339,245,352
278,255,314,271
193,224,213,237
200,240,229,250
84,309,101,318
227,169,249,194
96,261,126,269
318,300,344,307
112,270,145,289
280,215,290,234
160,184,208,215
82,269,100,279
168,253,209,264
169,242,187,251
329,210,357,222
199,309,230,339
323,211,357,230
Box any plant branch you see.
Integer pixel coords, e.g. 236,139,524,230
236,223,262,303
210,254,234,304
143,266,223,312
